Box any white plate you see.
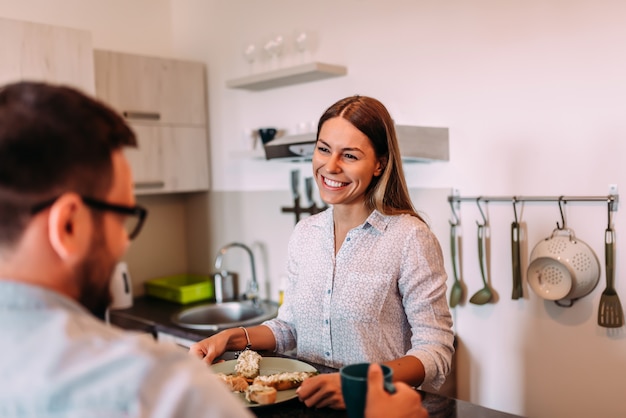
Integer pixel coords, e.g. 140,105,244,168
210,357,318,408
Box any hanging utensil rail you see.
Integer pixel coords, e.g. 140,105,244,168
448,194,619,212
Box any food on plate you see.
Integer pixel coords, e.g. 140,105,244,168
252,371,318,391
235,349,262,379
213,350,319,406
245,384,278,405
215,372,249,392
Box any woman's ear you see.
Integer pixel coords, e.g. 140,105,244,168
48,193,92,263
374,157,388,177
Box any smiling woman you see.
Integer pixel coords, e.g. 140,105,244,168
311,96,426,250
190,95,454,413
314,116,383,215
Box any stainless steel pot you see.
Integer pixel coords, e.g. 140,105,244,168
213,271,239,303
527,227,600,306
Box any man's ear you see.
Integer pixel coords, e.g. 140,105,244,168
48,193,92,263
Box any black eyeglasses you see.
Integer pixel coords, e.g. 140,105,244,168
31,196,148,240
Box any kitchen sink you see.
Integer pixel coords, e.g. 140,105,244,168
171,300,278,331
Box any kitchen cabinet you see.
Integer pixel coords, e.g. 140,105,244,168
94,50,210,194
127,125,209,193
94,50,206,126
0,17,94,93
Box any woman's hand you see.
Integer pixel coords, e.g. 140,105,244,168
188,332,230,365
189,325,276,365
365,363,428,418
296,372,345,409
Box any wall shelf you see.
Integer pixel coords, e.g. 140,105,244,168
226,62,347,91
229,148,266,160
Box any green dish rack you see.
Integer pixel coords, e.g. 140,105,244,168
144,274,214,304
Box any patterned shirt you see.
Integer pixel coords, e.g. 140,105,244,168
0,281,252,418
264,207,455,389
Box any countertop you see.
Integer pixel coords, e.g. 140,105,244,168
109,297,523,418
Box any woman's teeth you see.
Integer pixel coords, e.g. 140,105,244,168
324,177,347,188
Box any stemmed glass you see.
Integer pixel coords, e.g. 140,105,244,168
264,34,284,69
294,31,309,64
243,43,257,73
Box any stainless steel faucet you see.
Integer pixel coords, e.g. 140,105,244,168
214,242,259,304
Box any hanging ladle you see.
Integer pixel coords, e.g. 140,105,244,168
449,199,463,307
470,198,493,305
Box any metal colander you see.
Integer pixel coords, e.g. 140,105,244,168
527,228,600,302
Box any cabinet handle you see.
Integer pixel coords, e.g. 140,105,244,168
123,111,161,121
134,181,165,189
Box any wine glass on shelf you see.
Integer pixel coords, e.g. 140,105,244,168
242,42,257,74
264,34,284,69
294,30,309,64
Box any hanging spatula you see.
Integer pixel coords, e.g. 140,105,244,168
598,226,624,328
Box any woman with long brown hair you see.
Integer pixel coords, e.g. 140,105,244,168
191,95,454,410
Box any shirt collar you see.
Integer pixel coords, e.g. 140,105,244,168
0,280,91,315
364,210,392,233
310,206,392,234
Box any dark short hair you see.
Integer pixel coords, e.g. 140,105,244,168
0,81,137,246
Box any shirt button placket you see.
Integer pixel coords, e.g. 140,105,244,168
323,276,333,363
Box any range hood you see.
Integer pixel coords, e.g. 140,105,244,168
263,125,449,162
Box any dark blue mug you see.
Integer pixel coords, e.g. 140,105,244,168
258,128,277,144
340,363,395,418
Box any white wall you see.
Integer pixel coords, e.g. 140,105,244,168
3,1,626,417
172,1,626,417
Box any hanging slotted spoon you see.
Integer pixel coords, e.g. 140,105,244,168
598,226,624,328
470,223,493,305
449,222,463,307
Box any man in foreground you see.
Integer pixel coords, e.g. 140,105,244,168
0,81,252,417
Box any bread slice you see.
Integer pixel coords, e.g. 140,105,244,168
215,372,249,392
246,384,278,405
235,350,262,379
252,371,318,391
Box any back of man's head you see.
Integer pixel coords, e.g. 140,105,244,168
0,81,136,247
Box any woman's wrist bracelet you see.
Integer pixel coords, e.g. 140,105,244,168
239,326,252,351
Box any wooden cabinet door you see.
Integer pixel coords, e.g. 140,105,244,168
94,50,209,195
0,17,94,94
161,126,210,192
94,50,206,126
126,124,209,195
126,124,166,195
